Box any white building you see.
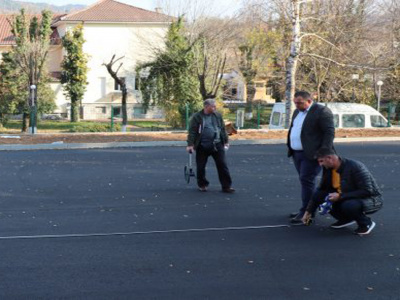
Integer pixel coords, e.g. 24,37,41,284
222,70,275,104
0,0,173,120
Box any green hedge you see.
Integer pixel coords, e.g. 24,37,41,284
70,123,121,132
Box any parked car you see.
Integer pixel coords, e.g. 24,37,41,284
269,102,389,129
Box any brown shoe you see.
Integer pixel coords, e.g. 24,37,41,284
222,187,235,193
198,186,207,192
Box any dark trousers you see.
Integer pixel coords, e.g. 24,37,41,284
196,143,232,189
312,190,371,227
292,151,321,215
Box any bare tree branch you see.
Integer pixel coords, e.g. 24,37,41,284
302,53,400,70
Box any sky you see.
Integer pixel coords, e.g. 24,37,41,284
18,0,157,8
16,0,243,16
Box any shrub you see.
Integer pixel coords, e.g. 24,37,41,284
70,123,121,132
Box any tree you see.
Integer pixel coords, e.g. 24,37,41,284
4,9,56,131
236,21,281,113
0,52,56,127
61,24,88,122
136,16,202,127
254,0,400,127
238,44,257,103
194,36,227,100
379,0,400,108
188,16,240,101
103,55,128,131
153,1,241,108
0,52,25,126
157,1,241,102
283,0,303,128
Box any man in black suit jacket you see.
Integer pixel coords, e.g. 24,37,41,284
287,91,335,224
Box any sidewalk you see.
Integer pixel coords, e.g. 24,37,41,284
1,136,400,151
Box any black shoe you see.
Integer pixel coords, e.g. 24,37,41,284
330,220,356,229
198,186,207,192
289,212,299,218
290,213,304,225
222,187,235,194
354,221,376,235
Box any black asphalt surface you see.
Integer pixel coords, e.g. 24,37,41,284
0,142,399,299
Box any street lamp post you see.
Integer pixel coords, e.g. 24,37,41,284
29,84,37,134
351,74,359,101
377,80,383,112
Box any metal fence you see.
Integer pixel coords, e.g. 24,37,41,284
78,103,164,121
181,102,274,131
222,103,274,130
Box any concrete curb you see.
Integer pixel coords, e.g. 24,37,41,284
0,136,400,151
0,141,186,151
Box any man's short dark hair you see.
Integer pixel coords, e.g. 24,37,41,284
294,91,311,100
314,147,336,159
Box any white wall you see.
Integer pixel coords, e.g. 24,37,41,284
50,82,67,114
67,22,168,107
2,22,169,117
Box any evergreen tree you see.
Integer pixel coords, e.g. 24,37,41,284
0,52,21,125
60,24,88,122
136,17,202,127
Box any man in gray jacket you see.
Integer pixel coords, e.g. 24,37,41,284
186,99,234,193
302,148,383,235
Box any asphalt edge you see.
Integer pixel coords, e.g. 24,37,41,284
1,137,400,151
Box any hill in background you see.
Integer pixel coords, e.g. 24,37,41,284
0,0,85,13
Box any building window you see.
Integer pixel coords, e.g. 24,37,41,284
135,77,140,91
99,77,106,97
95,106,106,114
231,88,237,97
114,77,126,91
113,106,121,117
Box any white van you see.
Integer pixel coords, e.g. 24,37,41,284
269,102,389,129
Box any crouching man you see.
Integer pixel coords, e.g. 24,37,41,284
302,148,383,235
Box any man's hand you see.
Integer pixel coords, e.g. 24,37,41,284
302,211,312,225
224,143,230,150
328,192,340,202
186,146,194,153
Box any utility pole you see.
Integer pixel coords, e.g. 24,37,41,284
29,84,37,134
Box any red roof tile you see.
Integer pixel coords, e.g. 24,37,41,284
0,1,172,46
0,15,14,45
0,14,64,46
60,0,172,23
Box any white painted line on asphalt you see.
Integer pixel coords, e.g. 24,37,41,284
0,224,290,240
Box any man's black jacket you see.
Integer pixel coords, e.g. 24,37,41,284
307,157,383,213
287,103,335,160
